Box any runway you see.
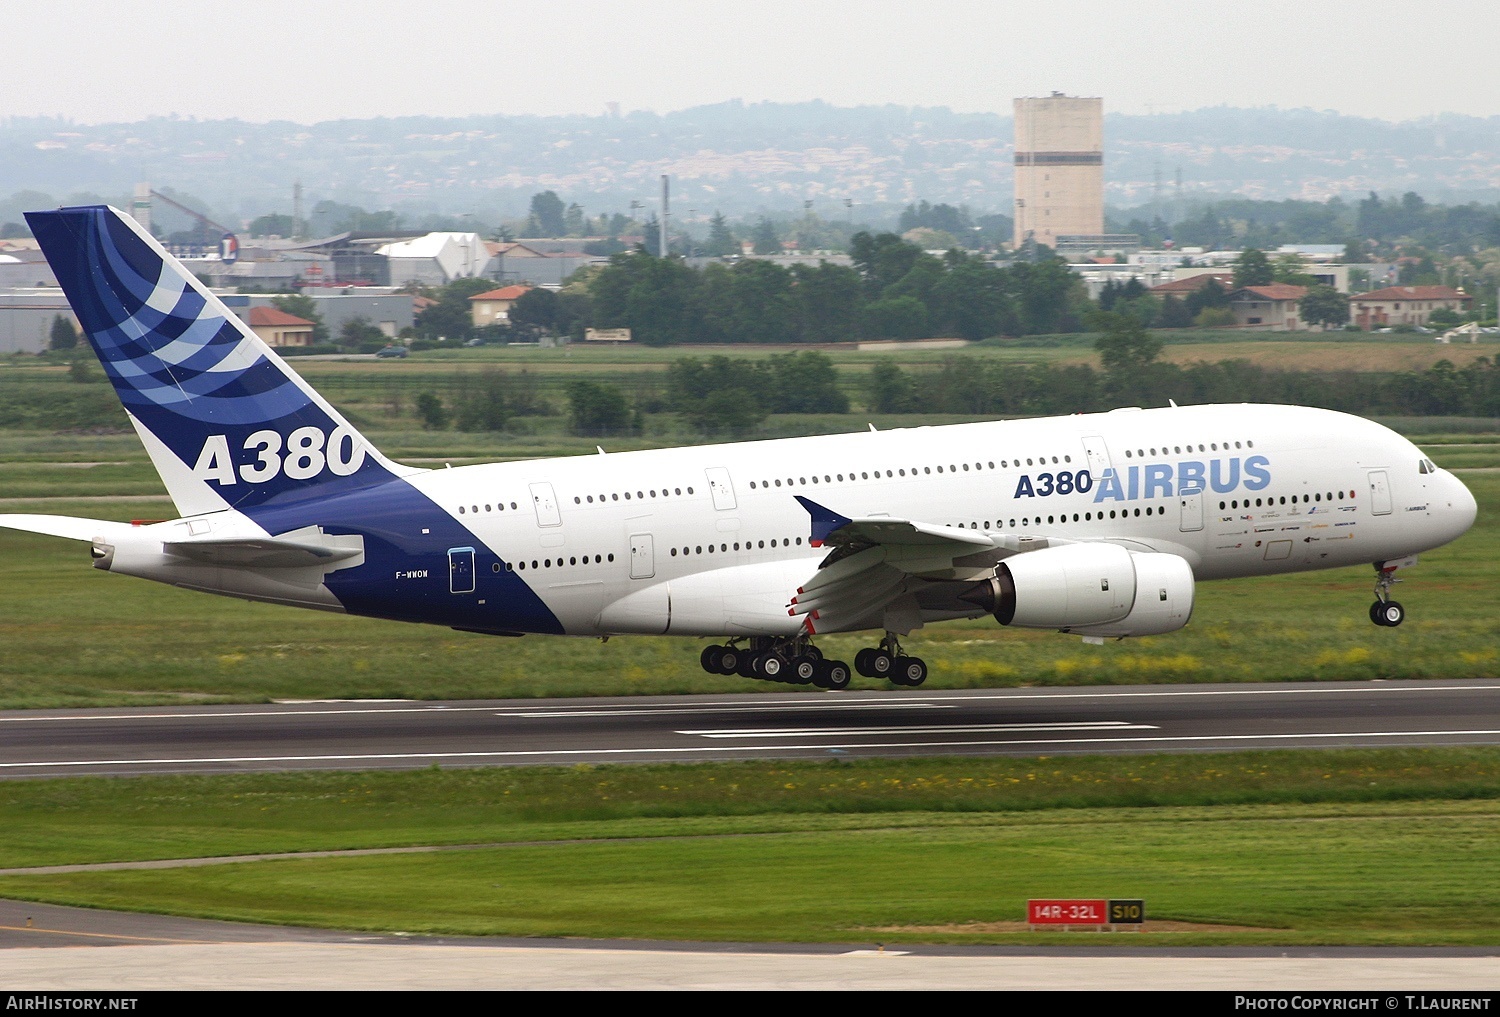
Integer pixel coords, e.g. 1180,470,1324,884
4,677,1500,777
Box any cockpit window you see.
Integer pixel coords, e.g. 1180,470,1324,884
1418,458,1437,474
1419,460,1428,474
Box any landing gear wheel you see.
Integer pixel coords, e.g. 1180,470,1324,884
891,656,928,687
867,650,894,680
735,654,758,679
700,645,725,673
1378,600,1405,627
1369,601,1387,626
717,647,741,675
791,655,819,685
855,648,875,676
757,653,786,681
814,659,852,691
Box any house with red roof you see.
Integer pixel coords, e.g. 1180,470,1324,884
1228,283,1309,330
245,306,316,347
1148,272,1234,301
1349,286,1472,329
468,285,534,328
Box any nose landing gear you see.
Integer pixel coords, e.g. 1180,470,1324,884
1369,560,1409,627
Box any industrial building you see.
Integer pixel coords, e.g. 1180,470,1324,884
1013,93,1107,251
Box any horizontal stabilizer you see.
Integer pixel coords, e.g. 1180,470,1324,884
164,526,364,569
0,514,136,543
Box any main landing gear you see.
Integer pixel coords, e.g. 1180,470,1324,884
854,632,928,688
700,632,928,690
700,637,852,690
1369,561,1406,627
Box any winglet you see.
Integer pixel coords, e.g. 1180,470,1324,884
794,496,852,548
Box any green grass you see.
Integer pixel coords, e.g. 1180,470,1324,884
0,474,1494,707
1,749,1498,868
0,752,1498,944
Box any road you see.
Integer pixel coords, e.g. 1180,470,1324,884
4,677,1500,777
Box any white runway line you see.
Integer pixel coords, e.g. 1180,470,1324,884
678,721,1156,738
5,727,1500,771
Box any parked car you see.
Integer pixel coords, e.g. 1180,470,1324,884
376,345,408,359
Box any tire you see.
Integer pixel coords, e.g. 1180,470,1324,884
1369,601,1387,626
718,648,740,675
868,650,894,679
1379,600,1405,627
792,656,818,684
736,654,758,679
896,656,928,687
700,645,724,673
855,648,875,676
821,659,852,691
759,654,785,680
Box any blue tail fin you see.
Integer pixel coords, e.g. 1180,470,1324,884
27,205,417,517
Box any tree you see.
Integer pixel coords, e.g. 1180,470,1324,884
563,203,586,237
762,351,848,413
1299,285,1351,329
751,218,780,256
415,392,450,430
666,356,766,437
1184,278,1231,318
860,296,928,340
704,212,738,257
1157,294,1193,329
338,317,387,353
929,258,1009,340
248,213,297,238
791,262,862,342
566,381,633,436
526,191,566,237
849,232,920,295
868,361,920,413
270,295,330,344
1093,311,1162,376
48,314,77,351
510,288,559,331
1272,253,1316,286
452,371,509,432
1093,311,1165,406
1233,248,1274,287
413,277,495,341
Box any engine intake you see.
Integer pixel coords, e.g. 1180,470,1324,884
961,543,1194,638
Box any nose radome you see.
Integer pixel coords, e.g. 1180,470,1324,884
1447,473,1478,538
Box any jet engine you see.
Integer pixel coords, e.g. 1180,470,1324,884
961,542,1194,638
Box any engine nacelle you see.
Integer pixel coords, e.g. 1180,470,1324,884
962,543,1194,638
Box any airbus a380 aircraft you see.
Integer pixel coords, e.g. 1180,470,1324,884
0,207,1478,690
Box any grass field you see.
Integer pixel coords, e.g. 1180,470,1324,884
0,750,1497,945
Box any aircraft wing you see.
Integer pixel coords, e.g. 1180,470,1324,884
791,496,1039,634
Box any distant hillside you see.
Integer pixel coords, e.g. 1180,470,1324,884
2,102,1498,228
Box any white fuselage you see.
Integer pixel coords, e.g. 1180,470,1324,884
400,403,1476,636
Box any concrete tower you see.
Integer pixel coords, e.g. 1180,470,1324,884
1013,93,1103,250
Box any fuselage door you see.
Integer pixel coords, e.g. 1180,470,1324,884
705,467,737,511
1368,470,1393,516
629,533,655,579
529,482,562,527
448,546,476,594
1081,435,1113,479
1178,489,1204,532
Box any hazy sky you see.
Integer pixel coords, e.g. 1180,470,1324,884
7,0,1499,124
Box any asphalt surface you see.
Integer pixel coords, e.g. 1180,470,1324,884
2,899,1498,989
4,677,1500,778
